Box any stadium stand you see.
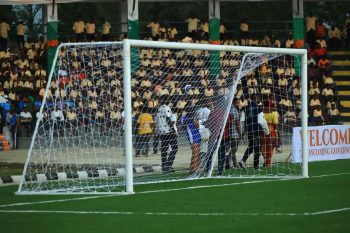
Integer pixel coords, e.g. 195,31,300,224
0,15,348,150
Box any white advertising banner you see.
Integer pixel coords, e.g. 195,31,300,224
292,125,350,163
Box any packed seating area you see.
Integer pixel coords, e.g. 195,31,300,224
0,15,348,149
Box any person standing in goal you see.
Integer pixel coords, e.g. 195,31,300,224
260,100,279,167
156,97,178,173
197,101,211,168
239,94,269,170
136,107,154,157
181,105,201,174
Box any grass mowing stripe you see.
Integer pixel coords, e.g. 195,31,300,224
1,207,350,216
1,171,349,209
0,179,284,208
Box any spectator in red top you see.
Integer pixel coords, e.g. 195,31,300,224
317,57,330,71
310,42,327,59
316,20,326,38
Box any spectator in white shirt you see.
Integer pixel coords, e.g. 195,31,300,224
51,107,65,136
309,82,320,96
284,107,297,126
328,103,339,124
309,95,321,110
185,17,200,33
20,108,32,136
322,85,334,100
313,106,324,125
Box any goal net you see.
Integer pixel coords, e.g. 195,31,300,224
17,40,308,194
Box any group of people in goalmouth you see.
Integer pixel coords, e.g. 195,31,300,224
134,93,280,175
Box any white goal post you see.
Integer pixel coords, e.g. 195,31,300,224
17,39,308,195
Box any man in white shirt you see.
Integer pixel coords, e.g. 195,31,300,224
328,103,339,125
284,107,297,126
20,108,32,136
51,107,65,136
156,97,178,173
185,17,200,33
197,101,211,161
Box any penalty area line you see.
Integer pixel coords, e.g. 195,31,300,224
0,207,349,216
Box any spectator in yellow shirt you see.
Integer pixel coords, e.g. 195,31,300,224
85,19,96,41
0,18,10,50
101,18,111,41
136,107,154,157
261,101,279,167
16,21,26,49
72,18,85,42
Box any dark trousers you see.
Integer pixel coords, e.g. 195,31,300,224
16,35,24,49
0,36,7,51
86,33,95,41
138,134,151,155
242,134,261,169
160,133,178,170
218,138,230,175
101,34,110,41
226,137,239,169
75,33,84,42
153,134,160,153
10,126,19,149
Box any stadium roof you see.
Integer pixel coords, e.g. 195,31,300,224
1,0,350,5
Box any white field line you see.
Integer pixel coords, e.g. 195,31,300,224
0,207,349,216
1,172,349,209
0,179,282,208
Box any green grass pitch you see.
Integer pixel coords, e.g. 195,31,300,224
1,159,350,233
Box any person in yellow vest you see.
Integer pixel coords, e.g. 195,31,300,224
16,21,26,49
136,106,154,157
260,100,279,167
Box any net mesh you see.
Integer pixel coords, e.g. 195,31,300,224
19,42,303,193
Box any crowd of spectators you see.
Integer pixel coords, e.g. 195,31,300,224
0,13,348,149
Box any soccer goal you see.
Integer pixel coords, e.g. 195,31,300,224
17,40,308,195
